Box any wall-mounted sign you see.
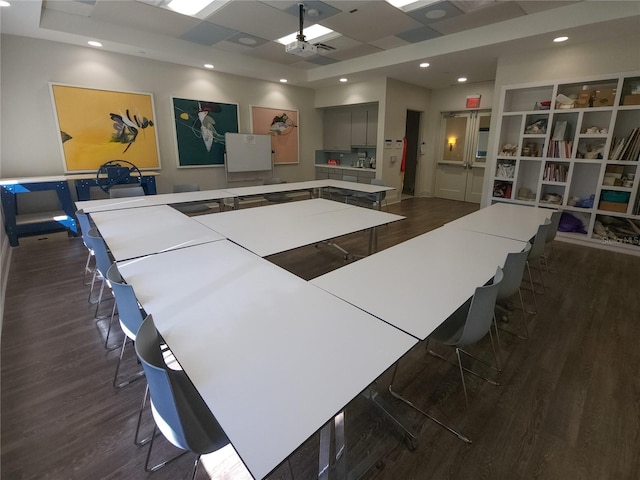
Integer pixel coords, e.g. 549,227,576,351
466,95,481,109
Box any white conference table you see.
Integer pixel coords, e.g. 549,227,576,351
90,205,225,261
75,188,232,213
195,198,404,257
446,202,554,242
312,227,527,340
75,179,396,213
117,240,417,480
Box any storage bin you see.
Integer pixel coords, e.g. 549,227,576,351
601,191,630,203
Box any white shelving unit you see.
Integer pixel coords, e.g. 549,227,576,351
491,72,640,254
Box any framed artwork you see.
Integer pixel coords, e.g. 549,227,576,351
172,97,239,168
250,106,299,164
50,83,161,172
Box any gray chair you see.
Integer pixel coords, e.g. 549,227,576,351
355,178,388,210
495,242,532,341
109,185,145,198
543,210,562,273
328,175,358,204
172,184,214,215
388,267,504,443
262,177,293,203
135,315,230,479
526,220,553,313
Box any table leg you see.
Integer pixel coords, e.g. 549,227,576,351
368,226,378,255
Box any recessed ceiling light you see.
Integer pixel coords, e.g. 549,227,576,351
339,78,348,83
386,0,440,12
238,37,257,45
88,41,103,47
425,9,446,19
167,0,215,16
553,36,569,43
419,62,430,68
458,77,468,83
0,1,11,7
279,79,288,83
204,64,214,69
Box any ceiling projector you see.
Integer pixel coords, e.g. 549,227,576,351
285,40,317,57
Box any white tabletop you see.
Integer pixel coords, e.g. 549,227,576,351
195,199,404,257
312,227,527,340
225,180,328,197
76,189,232,213
322,179,395,194
90,205,225,261
117,240,417,480
446,202,553,242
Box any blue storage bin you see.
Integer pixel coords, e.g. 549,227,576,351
601,191,631,203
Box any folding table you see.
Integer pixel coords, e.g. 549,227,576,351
195,198,404,257
90,205,225,261
445,202,553,242
117,240,418,480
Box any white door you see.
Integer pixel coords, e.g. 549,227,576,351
434,111,491,203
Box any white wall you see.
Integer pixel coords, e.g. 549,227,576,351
0,34,322,194
420,81,495,197
382,79,431,201
481,34,640,206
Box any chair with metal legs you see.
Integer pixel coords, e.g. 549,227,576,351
135,315,230,479
262,177,293,204
86,228,115,319
525,220,552,314
106,262,146,389
172,184,215,215
327,175,358,204
75,210,95,286
495,242,532,341
543,210,562,273
388,267,503,443
354,179,389,210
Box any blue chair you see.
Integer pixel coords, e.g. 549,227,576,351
135,315,230,478
106,263,145,389
75,209,95,285
86,228,114,318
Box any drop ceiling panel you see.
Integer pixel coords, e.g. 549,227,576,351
321,2,424,43
516,0,578,15
429,1,525,35
202,1,298,41
92,0,199,37
328,43,383,61
369,35,411,50
406,1,464,26
238,41,306,65
180,21,237,45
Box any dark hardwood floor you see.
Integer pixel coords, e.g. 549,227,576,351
2,197,639,480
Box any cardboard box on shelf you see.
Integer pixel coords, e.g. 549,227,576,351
623,94,640,106
605,165,625,174
593,88,616,107
575,90,592,108
599,200,628,213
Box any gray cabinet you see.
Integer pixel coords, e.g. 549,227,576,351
323,108,352,151
323,104,378,150
351,105,378,147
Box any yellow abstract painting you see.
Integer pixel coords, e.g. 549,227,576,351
50,83,160,172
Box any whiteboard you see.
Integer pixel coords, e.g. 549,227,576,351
225,133,272,173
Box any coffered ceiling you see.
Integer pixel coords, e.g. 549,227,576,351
1,0,639,89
